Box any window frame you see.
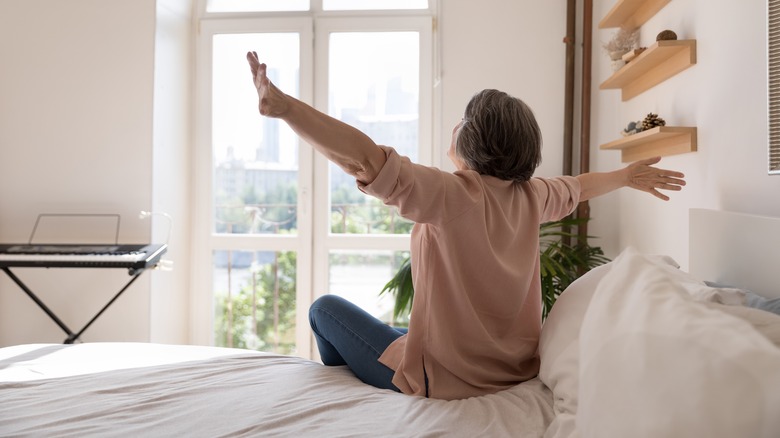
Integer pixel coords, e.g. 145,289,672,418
192,16,315,351
192,6,435,358
311,16,433,326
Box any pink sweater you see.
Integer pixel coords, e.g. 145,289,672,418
359,147,580,400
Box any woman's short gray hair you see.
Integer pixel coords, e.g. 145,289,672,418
455,89,542,182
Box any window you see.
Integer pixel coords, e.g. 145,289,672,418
323,26,421,236
206,0,309,13
194,7,433,358
205,0,428,13
769,0,780,174
323,0,427,10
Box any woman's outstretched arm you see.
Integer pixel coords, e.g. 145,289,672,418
246,51,386,184
576,156,686,201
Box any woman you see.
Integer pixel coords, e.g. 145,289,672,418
246,51,686,400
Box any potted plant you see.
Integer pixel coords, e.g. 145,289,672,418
379,217,610,324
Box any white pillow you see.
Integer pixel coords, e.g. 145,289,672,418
538,263,612,438
539,253,679,438
577,248,780,438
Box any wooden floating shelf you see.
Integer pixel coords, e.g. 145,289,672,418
600,39,697,101
600,126,697,163
599,0,671,29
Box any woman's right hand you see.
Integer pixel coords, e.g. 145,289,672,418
246,51,290,118
623,156,686,201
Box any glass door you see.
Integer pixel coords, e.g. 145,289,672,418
194,14,431,359
313,17,432,331
194,18,314,356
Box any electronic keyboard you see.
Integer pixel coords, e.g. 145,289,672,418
0,243,167,271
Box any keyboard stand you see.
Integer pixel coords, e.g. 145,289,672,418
1,266,146,344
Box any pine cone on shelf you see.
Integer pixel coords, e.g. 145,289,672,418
641,113,666,130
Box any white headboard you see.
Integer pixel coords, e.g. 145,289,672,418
689,208,780,299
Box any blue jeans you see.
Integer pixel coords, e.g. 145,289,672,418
309,294,406,392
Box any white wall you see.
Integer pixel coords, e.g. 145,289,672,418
589,0,780,269
150,0,194,344
0,0,192,346
438,1,568,178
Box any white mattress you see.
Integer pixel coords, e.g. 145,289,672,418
0,342,554,437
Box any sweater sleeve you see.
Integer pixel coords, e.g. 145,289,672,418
357,146,482,225
529,176,581,223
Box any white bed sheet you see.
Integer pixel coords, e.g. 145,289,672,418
0,342,554,437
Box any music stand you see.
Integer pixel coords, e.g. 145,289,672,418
27,213,122,245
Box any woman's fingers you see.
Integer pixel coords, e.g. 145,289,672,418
246,51,259,75
649,189,670,201
246,51,269,87
657,168,685,179
626,158,687,201
635,184,670,201
656,182,683,191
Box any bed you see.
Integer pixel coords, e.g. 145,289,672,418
1,208,779,437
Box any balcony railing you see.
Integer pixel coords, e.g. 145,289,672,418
212,201,411,353
214,202,413,235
